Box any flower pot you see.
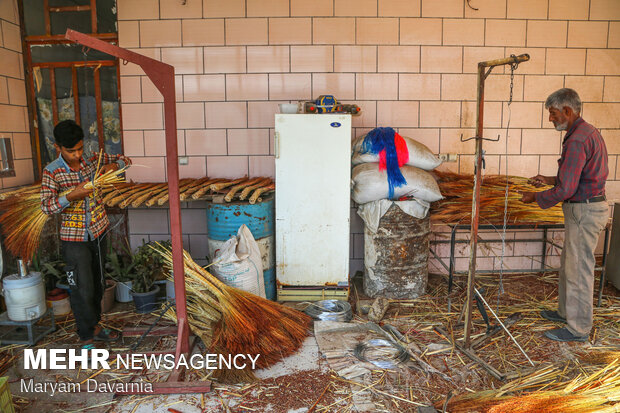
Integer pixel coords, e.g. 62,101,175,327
165,279,175,301
46,288,71,316
115,281,133,303
101,279,116,313
132,285,160,313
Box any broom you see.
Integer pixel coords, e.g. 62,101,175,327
151,243,312,383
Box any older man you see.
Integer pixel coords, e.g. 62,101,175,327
521,88,609,343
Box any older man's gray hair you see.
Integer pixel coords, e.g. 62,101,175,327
545,88,582,114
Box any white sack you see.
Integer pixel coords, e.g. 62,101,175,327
351,134,442,171
351,162,443,205
357,198,431,234
211,224,266,298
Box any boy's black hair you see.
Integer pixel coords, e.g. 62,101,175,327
53,120,84,148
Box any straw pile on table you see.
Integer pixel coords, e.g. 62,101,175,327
152,243,311,383
431,171,564,225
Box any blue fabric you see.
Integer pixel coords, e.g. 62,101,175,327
361,127,407,199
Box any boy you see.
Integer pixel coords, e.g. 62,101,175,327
41,120,131,346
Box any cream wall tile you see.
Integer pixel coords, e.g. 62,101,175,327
117,0,159,20
291,46,333,72
506,155,539,177
161,0,202,18
0,0,18,23
335,46,377,72
2,159,34,187
378,46,420,72
1,21,20,52
546,48,586,75
186,129,227,155
527,21,567,48
583,103,620,128
352,100,377,127
505,48,546,74
567,21,607,48
0,48,20,78
400,18,442,45
122,131,144,156
140,20,182,47
590,0,620,20
126,157,166,182
503,102,543,128
249,156,275,178
420,101,460,127
270,18,312,45
226,19,268,45
485,74,524,101
205,101,247,128
462,47,504,73
507,0,547,19
538,155,559,175
312,73,356,100
0,79,7,104
203,0,245,18
609,155,617,179
464,0,506,18
335,0,378,17
122,103,163,130
379,0,420,16
485,19,526,47
140,77,163,102
439,129,475,154
248,101,279,127
247,0,289,17
586,50,620,76
604,77,620,102
603,129,620,154
441,74,477,100
376,101,419,127
399,74,440,100
247,46,290,73
313,18,355,45
462,101,502,127
610,23,620,48
521,129,562,154
548,0,589,19
120,76,141,103
183,75,225,101
421,46,462,73
179,157,207,179
291,0,333,16
421,0,463,17
443,19,484,46
356,74,398,100
6,77,26,106
143,130,165,156
523,75,564,101
161,47,204,74
565,76,604,102
226,74,268,100
182,19,225,46
269,74,312,100
399,128,439,152
228,129,270,155
204,47,246,73
118,21,139,48
481,128,521,154
11,133,31,159
120,48,161,76
356,18,399,45
207,156,248,178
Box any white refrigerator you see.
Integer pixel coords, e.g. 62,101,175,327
275,114,351,301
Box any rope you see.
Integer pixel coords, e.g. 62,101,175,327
302,300,352,322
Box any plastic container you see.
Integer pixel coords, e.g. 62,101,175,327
2,272,46,321
115,280,133,302
0,376,15,413
46,288,71,316
165,279,175,301
132,285,160,313
206,197,276,300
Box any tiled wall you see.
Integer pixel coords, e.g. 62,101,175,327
114,0,620,275
0,0,32,190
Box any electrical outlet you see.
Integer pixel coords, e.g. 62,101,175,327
179,156,189,165
438,153,458,163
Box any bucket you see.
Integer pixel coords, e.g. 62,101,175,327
2,272,46,321
206,196,276,300
115,280,133,302
46,288,71,316
101,280,116,313
132,285,160,313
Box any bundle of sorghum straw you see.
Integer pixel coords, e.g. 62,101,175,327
152,243,311,383
431,171,564,225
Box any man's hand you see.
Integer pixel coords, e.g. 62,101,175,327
98,162,119,176
66,181,93,201
521,191,536,204
528,175,555,187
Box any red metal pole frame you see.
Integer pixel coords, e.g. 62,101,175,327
64,29,190,356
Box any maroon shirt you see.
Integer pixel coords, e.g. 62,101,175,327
535,117,608,209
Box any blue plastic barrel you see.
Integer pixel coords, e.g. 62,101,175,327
206,197,276,300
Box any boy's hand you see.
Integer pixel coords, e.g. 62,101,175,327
66,181,93,201
98,163,119,176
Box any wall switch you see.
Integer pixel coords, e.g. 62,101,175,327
438,153,458,162
179,156,189,165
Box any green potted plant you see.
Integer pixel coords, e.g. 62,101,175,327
130,240,170,313
105,242,137,303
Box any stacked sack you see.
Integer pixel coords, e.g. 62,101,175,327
351,127,443,205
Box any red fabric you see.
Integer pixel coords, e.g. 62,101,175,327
378,133,409,171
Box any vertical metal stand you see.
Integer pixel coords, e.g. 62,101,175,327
463,54,530,347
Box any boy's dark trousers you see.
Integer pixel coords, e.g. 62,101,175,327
62,235,107,341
